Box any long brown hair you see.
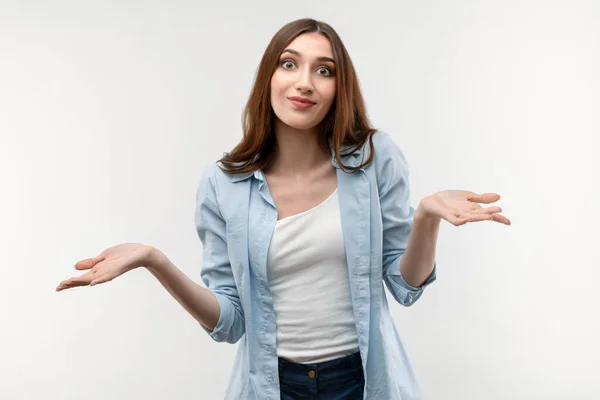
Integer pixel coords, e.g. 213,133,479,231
219,18,376,174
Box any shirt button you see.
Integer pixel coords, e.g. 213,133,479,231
307,370,316,379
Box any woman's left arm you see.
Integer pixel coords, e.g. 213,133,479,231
400,191,512,288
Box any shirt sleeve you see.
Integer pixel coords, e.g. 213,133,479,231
376,133,437,307
195,164,246,343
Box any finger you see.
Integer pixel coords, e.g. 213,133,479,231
75,254,106,270
56,271,95,291
469,202,481,210
468,212,511,225
445,214,469,226
56,278,88,291
472,206,502,215
490,213,511,225
454,213,497,224
447,212,498,226
469,213,499,223
90,272,115,286
466,193,501,204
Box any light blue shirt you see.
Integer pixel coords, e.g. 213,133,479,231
195,131,437,399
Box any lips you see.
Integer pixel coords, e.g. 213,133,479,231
288,96,316,110
288,96,316,105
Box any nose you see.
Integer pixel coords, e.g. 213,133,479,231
295,70,314,93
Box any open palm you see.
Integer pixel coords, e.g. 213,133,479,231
419,190,511,226
56,243,153,292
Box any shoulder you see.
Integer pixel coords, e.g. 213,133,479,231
363,131,411,196
196,162,252,221
197,162,230,199
197,162,253,205
370,130,395,148
200,161,248,186
365,130,409,173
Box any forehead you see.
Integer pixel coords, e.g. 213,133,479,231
284,32,333,58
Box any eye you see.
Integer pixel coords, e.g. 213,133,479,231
281,60,296,70
317,66,334,77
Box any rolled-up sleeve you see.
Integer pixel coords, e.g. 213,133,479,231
376,133,437,307
195,164,245,343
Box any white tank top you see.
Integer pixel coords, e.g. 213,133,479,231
266,188,360,364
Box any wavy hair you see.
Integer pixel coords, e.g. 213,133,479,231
218,18,376,174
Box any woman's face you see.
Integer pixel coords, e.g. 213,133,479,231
270,32,336,131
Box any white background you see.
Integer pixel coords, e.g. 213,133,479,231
1,1,598,399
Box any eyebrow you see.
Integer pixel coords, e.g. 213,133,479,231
281,48,335,64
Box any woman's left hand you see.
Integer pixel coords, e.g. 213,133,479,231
417,190,511,226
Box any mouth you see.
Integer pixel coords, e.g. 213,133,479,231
288,96,316,109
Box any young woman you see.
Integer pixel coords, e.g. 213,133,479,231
57,18,510,400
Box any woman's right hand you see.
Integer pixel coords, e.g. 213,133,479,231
56,243,155,292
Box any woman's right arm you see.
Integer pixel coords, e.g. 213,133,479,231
56,164,245,343
145,249,220,333
192,164,246,343
55,242,220,333
141,163,247,343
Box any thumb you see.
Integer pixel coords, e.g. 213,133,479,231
74,254,105,270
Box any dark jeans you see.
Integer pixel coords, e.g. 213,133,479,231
278,351,365,400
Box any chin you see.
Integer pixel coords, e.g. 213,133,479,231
281,118,321,131
275,111,325,131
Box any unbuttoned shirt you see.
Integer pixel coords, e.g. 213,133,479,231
195,131,437,399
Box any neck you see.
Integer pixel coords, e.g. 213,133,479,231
267,117,331,177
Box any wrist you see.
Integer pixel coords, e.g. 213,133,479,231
415,202,441,224
145,246,168,272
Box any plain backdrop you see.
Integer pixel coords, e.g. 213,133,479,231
1,1,598,399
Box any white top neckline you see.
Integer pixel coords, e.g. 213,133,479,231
276,188,338,224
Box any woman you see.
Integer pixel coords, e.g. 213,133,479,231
56,18,510,399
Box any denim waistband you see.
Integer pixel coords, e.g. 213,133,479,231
278,351,363,384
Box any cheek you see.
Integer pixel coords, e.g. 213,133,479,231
322,81,336,106
270,72,286,97
269,77,278,102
